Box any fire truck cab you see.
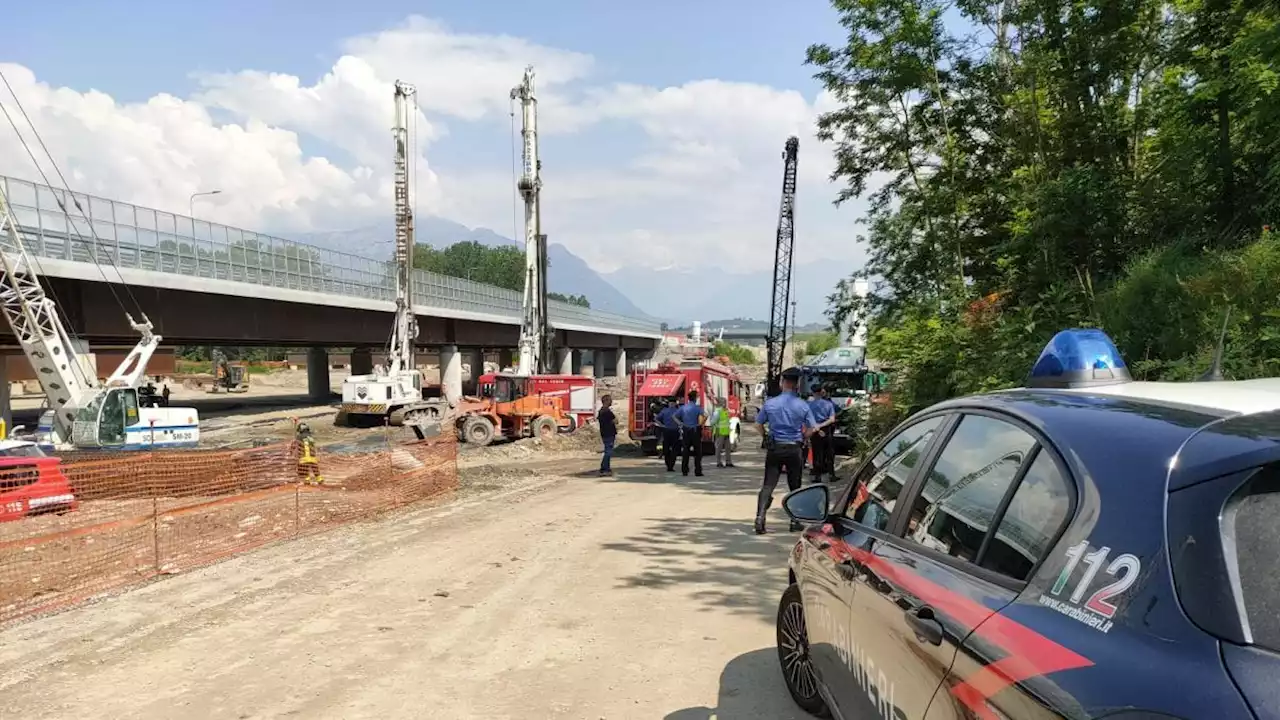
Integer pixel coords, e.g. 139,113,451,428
0,439,78,522
629,359,748,456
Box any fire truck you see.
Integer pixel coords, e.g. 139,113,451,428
628,359,749,455
476,372,597,430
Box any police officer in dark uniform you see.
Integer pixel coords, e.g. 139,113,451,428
807,384,839,483
754,367,817,534
654,396,681,472
676,390,706,477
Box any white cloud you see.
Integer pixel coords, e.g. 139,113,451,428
0,14,867,281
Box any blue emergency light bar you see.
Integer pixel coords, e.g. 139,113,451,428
1028,328,1132,389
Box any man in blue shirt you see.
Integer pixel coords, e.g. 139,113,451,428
807,385,839,483
754,367,817,534
653,396,681,472
675,390,707,476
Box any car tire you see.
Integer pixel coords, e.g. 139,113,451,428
776,584,831,718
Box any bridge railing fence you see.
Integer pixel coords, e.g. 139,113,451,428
1,175,659,335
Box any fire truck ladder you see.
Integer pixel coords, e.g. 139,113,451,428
765,136,799,398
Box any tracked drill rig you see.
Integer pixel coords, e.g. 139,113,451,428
511,66,552,376
339,80,448,430
765,137,799,399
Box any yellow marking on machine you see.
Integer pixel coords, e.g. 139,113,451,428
341,403,388,414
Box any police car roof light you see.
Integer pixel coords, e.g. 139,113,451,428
1028,328,1132,389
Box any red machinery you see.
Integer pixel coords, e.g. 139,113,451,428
476,373,597,431
628,359,749,455
0,442,78,522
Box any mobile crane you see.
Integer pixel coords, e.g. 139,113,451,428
0,183,200,451
339,80,449,430
511,65,552,376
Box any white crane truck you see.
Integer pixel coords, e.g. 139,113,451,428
0,182,200,451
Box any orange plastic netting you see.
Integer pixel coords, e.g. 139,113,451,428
0,435,458,625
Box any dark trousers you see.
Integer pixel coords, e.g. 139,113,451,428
681,427,703,475
757,443,804,518
810,432,835,478
662,430,680,471
600,435,615,473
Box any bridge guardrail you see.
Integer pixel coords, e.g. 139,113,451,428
1,175,660,336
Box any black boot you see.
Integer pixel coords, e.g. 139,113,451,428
790,520,804,532
754,494,773,535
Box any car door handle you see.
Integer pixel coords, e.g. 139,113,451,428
904,606,943,646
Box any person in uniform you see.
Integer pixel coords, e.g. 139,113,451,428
654,396,681,472
754,367,817,534
807,385,839,483
676,390,706,477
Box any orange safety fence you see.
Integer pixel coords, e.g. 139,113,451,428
0,435,458,626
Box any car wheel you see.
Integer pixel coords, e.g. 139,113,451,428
776,584,831,718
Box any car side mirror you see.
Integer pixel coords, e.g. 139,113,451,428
782,484,829,524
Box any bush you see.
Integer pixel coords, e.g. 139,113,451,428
712,341,757,365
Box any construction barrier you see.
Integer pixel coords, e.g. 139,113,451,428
0,435,458,626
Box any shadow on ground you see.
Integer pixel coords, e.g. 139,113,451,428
663,647,818,720
600,513,797,620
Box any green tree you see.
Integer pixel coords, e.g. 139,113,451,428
711,340,758,365
812,0,1280,413
411,242,590,306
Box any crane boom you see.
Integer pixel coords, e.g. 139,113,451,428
511,66,550,376
765,137,799,397
388,79,418,374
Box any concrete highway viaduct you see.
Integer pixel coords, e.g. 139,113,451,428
0,174,661,415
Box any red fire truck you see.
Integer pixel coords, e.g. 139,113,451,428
476,373,597,431
628,358,749,455
0,440,78,522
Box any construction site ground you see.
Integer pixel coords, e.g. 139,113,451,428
0,427,824,720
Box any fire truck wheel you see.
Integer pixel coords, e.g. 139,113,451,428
533,416,559,440
462,416,495,446
641,439,659,456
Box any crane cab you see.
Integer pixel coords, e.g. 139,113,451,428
68,387,200,450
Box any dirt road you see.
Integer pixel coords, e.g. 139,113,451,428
0,444,814,720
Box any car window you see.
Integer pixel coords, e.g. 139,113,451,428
904,415,1037,563
980,451,1073,581
846,415,945,530
1230,465,1280,652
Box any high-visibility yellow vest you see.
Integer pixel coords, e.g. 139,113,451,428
714,407,732,436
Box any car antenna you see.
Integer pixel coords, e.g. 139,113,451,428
1197,306,1232,382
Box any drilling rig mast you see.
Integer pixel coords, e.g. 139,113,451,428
764,136,799,398
339,80,448,428
511,65,551,376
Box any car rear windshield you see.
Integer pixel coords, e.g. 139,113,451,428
1231,466,1280,652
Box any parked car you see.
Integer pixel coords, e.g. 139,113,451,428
0,439,78,522
775,328,1280,719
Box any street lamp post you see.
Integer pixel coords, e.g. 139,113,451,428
188,189,223,220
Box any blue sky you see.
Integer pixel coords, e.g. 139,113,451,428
2,1,870,321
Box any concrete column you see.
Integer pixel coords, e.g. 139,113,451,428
464,348,484,395
440,345,462,405
0,355,10,436
556,348,572,375
615,348,628,383
307,347,329,403
599,349,617,378
592,351,604,379
572,350,584,376
351,347,373,375
498,349,515,372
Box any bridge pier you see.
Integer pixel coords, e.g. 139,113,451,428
307,347,329,403
464,348,484,395
498,349,514,372
556,348,572,375
351,347,373,375
571,350,584,376
615,349,628,383
592,352,604,379
440,345,462,405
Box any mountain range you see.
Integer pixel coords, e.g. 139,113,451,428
288,218,854,326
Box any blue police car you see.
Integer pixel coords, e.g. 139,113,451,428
773,328,1280,719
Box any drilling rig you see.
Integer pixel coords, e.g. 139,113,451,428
339,80,448,430
511,65,552,376
764,137,799,400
